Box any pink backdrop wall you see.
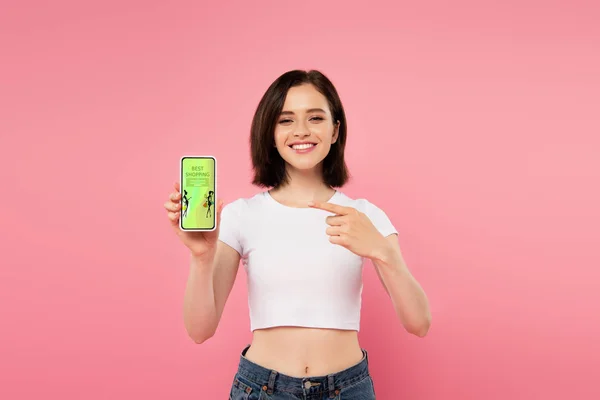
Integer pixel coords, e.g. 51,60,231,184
1,1,599,399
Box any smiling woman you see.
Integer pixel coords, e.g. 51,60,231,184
164,69,431,399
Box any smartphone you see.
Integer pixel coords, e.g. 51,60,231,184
179,156,217,231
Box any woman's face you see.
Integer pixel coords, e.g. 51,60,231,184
273,83,339,174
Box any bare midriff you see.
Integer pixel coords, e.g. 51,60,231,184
243,326,365,377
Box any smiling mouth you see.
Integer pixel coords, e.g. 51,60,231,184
289,143,316,150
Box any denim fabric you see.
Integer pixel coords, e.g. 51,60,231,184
229,346,376,400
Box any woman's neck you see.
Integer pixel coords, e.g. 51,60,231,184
269,166,336,207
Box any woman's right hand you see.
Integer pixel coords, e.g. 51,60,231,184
164,181,224,259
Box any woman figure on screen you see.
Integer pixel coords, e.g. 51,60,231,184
181,190,191,219
204,190,214,218
163,70,431,399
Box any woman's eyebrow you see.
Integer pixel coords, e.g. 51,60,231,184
280,108,327,115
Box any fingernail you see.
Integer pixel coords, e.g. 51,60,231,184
308,201,314,206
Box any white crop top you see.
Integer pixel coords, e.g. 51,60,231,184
218,190,398,332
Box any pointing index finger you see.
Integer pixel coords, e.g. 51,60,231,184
308,201,349,215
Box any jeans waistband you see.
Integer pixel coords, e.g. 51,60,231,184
235,345,370,398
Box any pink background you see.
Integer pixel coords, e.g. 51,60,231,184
1,1,599,399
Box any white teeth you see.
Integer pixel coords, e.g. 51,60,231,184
292,143,315,150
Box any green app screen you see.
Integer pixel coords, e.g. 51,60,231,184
181,157,216,230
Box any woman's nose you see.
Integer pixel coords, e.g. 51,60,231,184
293,121,310,137
293,130,310,138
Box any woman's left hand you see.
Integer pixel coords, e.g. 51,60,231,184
308,200,389,259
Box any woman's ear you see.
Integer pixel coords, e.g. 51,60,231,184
332,120,340,143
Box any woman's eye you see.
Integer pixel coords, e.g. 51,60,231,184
278,116,324,124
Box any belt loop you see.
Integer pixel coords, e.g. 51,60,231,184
328,375,335,398
267,370,277,395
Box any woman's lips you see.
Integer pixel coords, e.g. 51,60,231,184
290,143,317,153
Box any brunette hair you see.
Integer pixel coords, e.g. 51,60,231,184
250,69,349,188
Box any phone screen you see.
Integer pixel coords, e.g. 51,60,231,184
180,156,216,231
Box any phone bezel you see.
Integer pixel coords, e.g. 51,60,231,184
179,155,217,232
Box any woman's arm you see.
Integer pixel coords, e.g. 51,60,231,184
307,200,431,337
371,235,431,337
183,241,241,343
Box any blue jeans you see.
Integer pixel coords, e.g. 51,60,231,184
229,345,377,399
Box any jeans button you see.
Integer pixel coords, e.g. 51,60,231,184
304,381,311,390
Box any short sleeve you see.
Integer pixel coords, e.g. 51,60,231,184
218,200,244,256
366,201,398,238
